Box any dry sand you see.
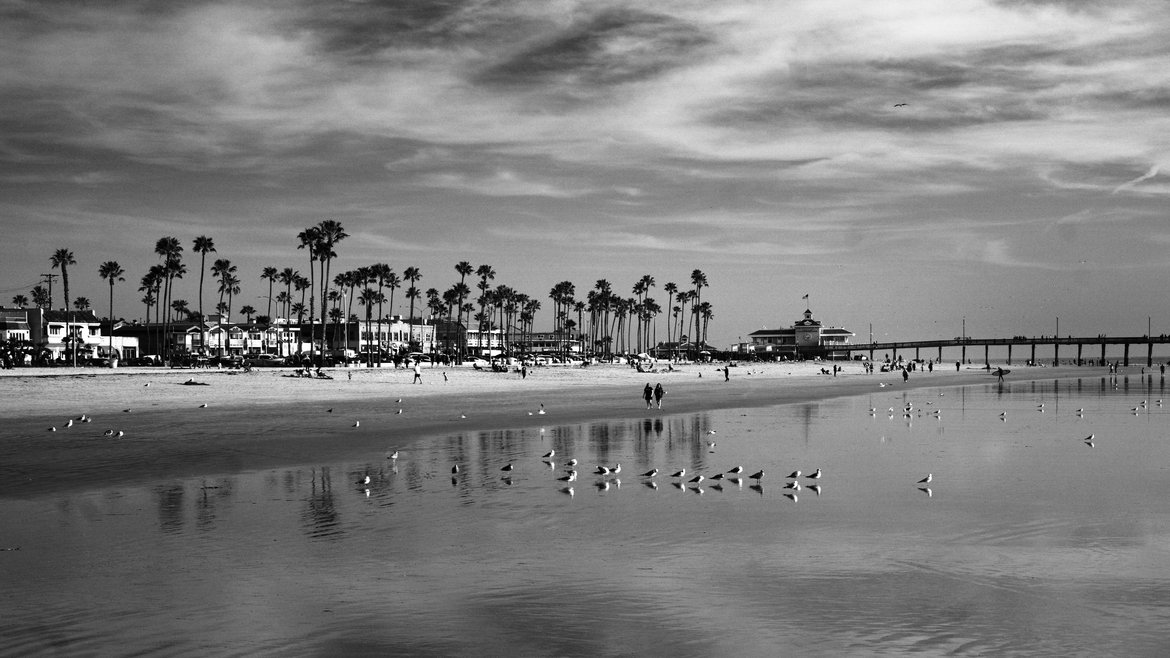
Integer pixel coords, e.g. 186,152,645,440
0,360,1113,497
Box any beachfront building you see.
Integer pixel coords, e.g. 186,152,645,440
24,308,105,360
523,331,585,356
334,315,437,357
744,309,855,360
0,308,31,344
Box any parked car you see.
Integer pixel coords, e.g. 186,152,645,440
245,354,287,367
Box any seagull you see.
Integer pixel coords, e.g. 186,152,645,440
199,403,207,408
396,398,402,404
706,429,717,435
786,470,801,479
611,463,621,474
558,470,577,482
388,450,399,460
123,409,131,413
116,430,124,438
727,466,743,475
451,464,460,474
326,408,333,413
642,468,658,477
543,450,555,459
689,475,704,485
460,413,467,419
356,475,370,485
81,415,91,423
806,468,822,479
396,409,403,415
671,468,686,478
144,382,150,387
784,481,801,491
538,404,546,415
501,463,514,472
595,465,611,475
917,473,932,484
352,421,360,428
566,458,578,467
750,470,765,482
103,429,114,436
710,473,725,481
48,426,56,432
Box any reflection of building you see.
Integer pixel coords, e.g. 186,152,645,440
743,309,854,360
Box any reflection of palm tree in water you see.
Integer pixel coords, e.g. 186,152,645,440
303,467,342,540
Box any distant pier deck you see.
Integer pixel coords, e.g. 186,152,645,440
848,335,1170,368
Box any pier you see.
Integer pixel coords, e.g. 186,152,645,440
849,335,1170,368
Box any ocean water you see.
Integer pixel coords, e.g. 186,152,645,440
2,376,1170,656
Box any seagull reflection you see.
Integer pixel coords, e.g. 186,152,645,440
689,486,704,495
808,484,821,495
544,460,556,469
918,487,933,497
783,493,797,502
560,486,574,497
502,477,513,486
672,482,685,490
595,480,610,492
749,484,764,496
728,477,743,487
644,481,658,490
710,483,724,492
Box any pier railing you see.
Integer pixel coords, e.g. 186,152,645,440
845,335,1170,367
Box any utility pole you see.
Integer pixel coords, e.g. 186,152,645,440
39,273,58,308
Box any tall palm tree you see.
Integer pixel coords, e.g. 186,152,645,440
690,270,707,356
357,287,384,365
454,261,474,362
260,266,278,322
403,266,421,350
154,237,183,362
475,264,495,354
141,292,156,324
224,273,241,320
314,220,348,367
50,248,76,364
371,264,393,364
11,294,28,307
211,258,236,318
193,236,215,352
278,267,297,321
662,282,678,348
296,226,322,362
98,261,125,358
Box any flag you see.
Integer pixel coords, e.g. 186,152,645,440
802,294,809,300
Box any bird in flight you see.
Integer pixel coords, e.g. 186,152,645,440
894,103,908,107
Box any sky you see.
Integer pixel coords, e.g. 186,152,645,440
2,0,1169,346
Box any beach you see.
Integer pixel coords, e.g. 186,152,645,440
0,360,1114,497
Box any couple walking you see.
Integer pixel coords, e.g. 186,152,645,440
643,382,666,409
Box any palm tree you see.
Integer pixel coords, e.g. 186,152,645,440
98,261,125,358
357,287,384,365
11,294,28,307
278,268,297,321
30,286,49,309
454,261,474,361
291,302,306,323
403,266,421,350
690,269,707,357
73,297,90,311
50,248,77,364
662,282,678,348
698,301,714,345
314,220,348,367
141,292,156,323
260,266,278,321
296,226,322,362
154,237,183,362
171,299,190,322
371,264,393,364
193,236,215,353
223,273,241,320
475,264,495,354
240,305,256,324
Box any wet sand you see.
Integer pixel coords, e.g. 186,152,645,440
0,361,1112,497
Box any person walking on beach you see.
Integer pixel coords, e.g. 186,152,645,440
653,383,665,409
902,367,909,383
412,360,422,384
724,365,730,382
643,383,654,409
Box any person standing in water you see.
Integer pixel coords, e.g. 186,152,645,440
643,383,654,409
653,383,665,409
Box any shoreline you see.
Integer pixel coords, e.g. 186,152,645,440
0,362,1136,498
